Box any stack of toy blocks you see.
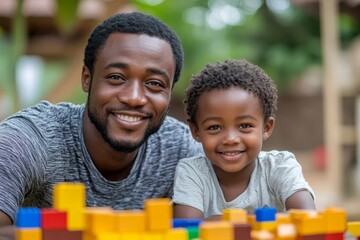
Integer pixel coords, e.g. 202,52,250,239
13,182,360,240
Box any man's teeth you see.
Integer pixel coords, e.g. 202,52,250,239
116,114,141,122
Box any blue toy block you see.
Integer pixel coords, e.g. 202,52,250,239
16,208,41,228
255,207,277,222
173,218,203,228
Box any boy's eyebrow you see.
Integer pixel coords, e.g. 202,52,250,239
201,115,258,125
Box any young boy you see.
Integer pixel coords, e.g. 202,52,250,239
173,59,315,220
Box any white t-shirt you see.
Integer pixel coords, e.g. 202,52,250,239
173,150,314,218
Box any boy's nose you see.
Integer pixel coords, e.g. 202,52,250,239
223,131,241,144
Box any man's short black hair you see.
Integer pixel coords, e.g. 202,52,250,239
185,59,278,124
84,11,184,84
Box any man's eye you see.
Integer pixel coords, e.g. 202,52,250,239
109,75,124,81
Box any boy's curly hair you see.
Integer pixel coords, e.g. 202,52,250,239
185,59,278,124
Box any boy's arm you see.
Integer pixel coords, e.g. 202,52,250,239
285,190,316,210
0,211,12,226
173,204,204,218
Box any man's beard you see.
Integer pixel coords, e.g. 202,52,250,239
87,103,167,153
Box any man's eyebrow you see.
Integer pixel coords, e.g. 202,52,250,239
105,62,128,69
147,68,170,82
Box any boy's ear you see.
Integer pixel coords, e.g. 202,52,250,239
188,120,201,142
263,117,275,141
81,66,91,93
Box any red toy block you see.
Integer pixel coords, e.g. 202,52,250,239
42,229,82,240
234,223,251,240
298,234,324,240
41,209,67,230
324,233,344,240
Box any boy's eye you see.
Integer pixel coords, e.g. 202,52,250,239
108,74,125,81
207,125,221,131
239,123,252,129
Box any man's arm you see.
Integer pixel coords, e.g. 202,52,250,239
0,211,15,240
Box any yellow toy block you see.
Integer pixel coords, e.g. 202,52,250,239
116,210,146,232
223,208,248,223
252,230,274,240
275,223,297,240
67,209,85,231
142,232,164,240
248,214,256,228
89,232,121,240
15,228,42,240
254,221,277,231
322,207,346,233
53,182,85,210
347,222,360,236
144,198,172,231
119,232,142,240
200,221,234,240
164,228,188,240
84,208,116,234
276,213,292,224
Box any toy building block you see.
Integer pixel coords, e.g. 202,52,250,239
223,208,248,223
53,182,85,210
289,210,325,236
324,232,344,240
187,226,200,240
254,207,277,231
42,229,82,240
164,228,188,240
53,182,86,231
255,207,277,222
16,208,41,228
234,223,251,240
41,209,67,230
173,218,203,228
142,231,163,240
116,210,146,232
16,228,42,240
84,208,116,234
322,207,346,233
144,198,172,231
347,222,360,237
200,221,234,240
276,213,292,224
251,230,274,240
275,223,297,240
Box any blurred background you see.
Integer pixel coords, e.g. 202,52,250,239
1,0,360,218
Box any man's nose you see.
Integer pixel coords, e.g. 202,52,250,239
119,80,147,107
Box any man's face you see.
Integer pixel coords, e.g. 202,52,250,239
82,33,175,152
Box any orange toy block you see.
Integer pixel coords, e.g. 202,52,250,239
144,198,172,231
200,221,234,240
223,208,248,223
116,210,146,232
16,228,42,240
252,230,275,240
84,208,116,234
289,210,325,235
276,213,292,224
322,207,346,233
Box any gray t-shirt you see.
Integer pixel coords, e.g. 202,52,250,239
0,101,203,222
173,151,314,218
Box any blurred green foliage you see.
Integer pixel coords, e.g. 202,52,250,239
133,0,360,96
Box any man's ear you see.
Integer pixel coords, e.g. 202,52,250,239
263,117,275,141
81,66,91,93
188,120,201,142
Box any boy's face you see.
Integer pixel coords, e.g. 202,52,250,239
189,87,275,173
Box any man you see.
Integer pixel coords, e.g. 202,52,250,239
0,11,202,227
